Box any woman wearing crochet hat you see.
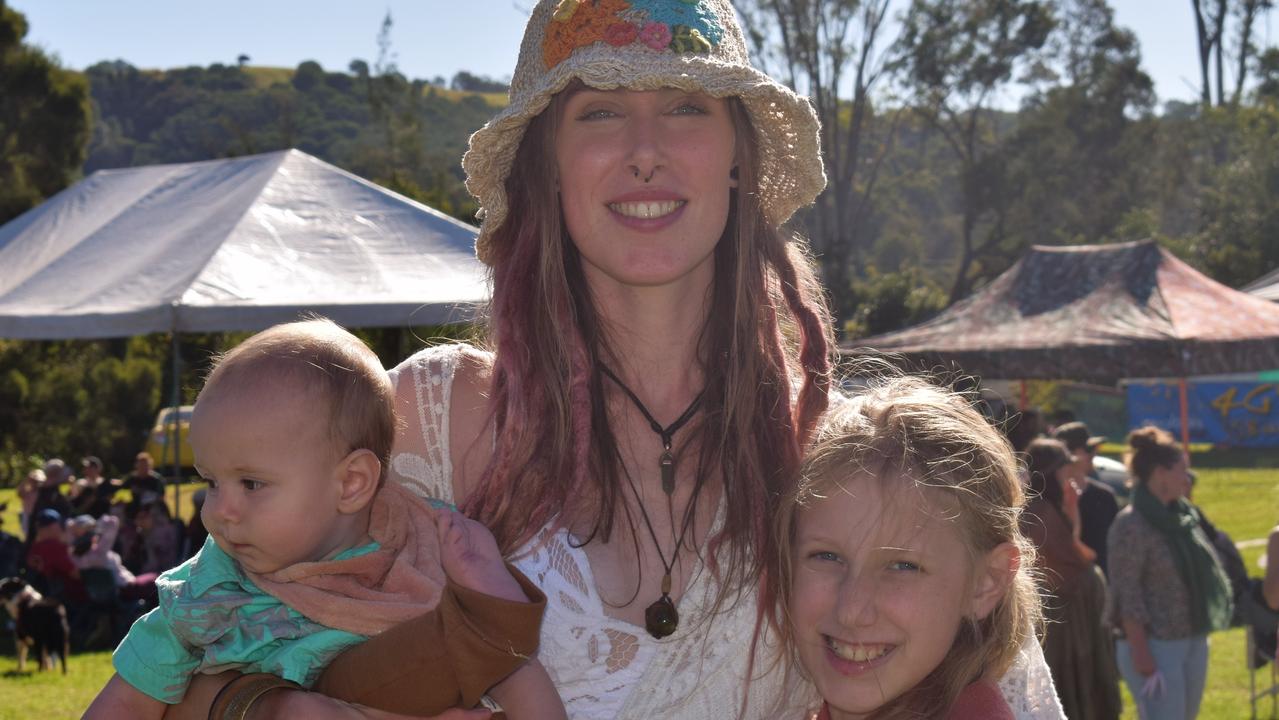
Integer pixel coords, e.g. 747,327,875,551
168,1,1065,718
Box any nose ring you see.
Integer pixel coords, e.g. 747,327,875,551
632,167,656,183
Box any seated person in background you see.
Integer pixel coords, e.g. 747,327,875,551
27,460,73,541
70,514,158,606
25,509,86,605
85,318,561,720
1052,421,1120,575
122,452,165,514
73,456,116,518
68,514,97,548
135,501,180,575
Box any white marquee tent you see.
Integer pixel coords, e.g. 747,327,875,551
1245,267,1279,302
0,148,488,339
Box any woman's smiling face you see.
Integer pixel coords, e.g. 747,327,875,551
789,476,981,719
554,87,737,291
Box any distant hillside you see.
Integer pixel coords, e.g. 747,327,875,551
82,60,506,221
73,59,1221,315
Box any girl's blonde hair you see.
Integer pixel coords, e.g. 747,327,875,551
767,374,1041,719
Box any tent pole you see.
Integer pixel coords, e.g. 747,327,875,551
1178,377,1191,456
1019,380,1028,410
170,331,181,514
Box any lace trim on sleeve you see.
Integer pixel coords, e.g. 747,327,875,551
997,638,1066,719
388,343,484,506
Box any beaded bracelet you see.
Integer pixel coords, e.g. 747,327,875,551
208,673,303,720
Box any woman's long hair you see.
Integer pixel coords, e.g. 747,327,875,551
767,376,1040,720
462,84,833,609
1025,438,1072,512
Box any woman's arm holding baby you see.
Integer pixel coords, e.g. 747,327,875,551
85,674,167,720
488,661,568,720
161,672,494,720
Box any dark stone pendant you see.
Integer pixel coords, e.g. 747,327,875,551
645,594,679,639
659,449,675,495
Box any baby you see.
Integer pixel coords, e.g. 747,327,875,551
86,318,562,719
770,376,1042,719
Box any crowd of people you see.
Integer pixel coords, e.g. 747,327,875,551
3,1,1264,718
4,451,207,649
1000,413,1237,720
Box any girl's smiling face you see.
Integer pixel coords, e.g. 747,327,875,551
554,87,737,292
789,476,991,719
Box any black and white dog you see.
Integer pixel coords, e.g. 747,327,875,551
0,577,69,674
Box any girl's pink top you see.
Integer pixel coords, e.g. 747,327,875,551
814,679,1013,720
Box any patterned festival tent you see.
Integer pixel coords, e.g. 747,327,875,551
846,240,1279,385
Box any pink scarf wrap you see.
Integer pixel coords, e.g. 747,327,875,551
245,482,447,636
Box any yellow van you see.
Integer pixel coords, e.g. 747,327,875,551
144,405,195,469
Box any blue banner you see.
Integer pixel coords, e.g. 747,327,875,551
1127,381,1279,447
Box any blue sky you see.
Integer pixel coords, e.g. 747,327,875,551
17,0,1275,107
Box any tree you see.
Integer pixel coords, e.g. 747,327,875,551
1187,105,1279,286
897,0,1055,302
1192,0,1229,107
844,264,947,338
733,0,898,333
1229,0,1272,104
292,60,325,92
1258,47,1279,102
450,71,509,94
0,1,93,223
1001,0,1156,248
1191,0,1273,108
0,338,162,484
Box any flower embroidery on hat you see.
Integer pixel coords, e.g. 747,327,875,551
543,0,724,69
639,20,672,49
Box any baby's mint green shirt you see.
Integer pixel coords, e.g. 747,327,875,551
113,536,378,704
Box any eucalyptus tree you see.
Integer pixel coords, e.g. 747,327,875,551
733,0,899,332
897,0,1055,302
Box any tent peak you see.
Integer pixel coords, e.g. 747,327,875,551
0,150,487,339
847,240,1279,383
1028,239,1155,254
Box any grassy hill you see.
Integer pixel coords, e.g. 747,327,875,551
80,60,506,222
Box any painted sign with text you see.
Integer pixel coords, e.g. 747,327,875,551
1127,381,1279,447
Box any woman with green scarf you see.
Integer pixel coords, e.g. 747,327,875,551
1107,426,1232,719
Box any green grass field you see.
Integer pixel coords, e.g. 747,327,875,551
2,456,1278,718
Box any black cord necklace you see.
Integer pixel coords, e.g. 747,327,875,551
600,365,704,496
601,364,705,639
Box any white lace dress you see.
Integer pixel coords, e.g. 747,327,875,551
387,344,1065,720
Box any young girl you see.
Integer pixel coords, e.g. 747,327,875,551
771,376,1042,719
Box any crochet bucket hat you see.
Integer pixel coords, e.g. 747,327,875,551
463,0,826,265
